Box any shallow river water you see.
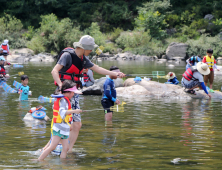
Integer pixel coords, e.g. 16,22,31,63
1,60,222,169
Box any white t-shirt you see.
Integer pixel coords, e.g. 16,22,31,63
182,71,204,84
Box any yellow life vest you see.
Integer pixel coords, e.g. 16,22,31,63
205,55,214,69
52,96,72,126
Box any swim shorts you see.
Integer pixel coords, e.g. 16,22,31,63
101,98,114,114
52,130,69,139
204,71,214,84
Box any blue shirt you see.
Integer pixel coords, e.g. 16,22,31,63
19,85,29,100
168,77,179,85
102,77,116,102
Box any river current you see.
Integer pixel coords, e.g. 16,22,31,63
0,60,222,169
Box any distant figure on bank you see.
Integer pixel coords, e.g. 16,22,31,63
181,62,211,98
167,72,179,85
0,56,6,81
202,49,220,93
0,39,10,54
101,66,121,121
186,55,201,70
82,68,95,87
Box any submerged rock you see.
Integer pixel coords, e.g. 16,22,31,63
23,112,50,122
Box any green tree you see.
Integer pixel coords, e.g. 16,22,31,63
135,0,170,39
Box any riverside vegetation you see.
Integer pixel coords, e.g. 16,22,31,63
1,0,222,58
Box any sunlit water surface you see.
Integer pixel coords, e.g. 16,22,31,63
0,60,222,169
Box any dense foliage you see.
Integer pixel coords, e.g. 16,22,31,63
1,0,222,57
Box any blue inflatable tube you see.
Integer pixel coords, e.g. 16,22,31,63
32,110,46,119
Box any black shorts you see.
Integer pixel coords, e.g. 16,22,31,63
101,99,114,114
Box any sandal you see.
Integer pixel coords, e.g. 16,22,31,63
186,89,196,95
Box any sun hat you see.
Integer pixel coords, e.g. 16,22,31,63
64,86,82,94
73,35,98,50
0,48,3,51
0,56,6,61
168,72,175,79
196,62,210,75
4,39,8,44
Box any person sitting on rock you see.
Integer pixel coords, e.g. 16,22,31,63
181,62,211,98
186,55,202,70
81,68,95,87
101,66,121,121
167,72,179,85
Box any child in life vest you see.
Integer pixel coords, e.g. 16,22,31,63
18,75,31,100
202,49,220,93
38,80,82,160
167,72,179,85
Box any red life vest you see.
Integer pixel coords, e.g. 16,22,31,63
52,96,72,126
55,47,86,88
1,44,9,53
183,66,197,81
0,65,6,75
83,73,90,82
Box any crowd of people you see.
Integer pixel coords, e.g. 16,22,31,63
166,49,219,98
0,35,219,160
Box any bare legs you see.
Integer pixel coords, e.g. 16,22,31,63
68,122,82,152
38,136,69,160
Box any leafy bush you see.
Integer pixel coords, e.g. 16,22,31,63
135,0,170,39
186,34,222,57
0,14,27,49
84,22,106,47
27,14,83,54
106,27,124,42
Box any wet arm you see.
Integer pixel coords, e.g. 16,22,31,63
201,82,208,94
51,64,63,88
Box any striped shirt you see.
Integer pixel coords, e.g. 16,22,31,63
52,98,72,136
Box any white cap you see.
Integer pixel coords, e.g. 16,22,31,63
4,39,8,44
73,35,98,50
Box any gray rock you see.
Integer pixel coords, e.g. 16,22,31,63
204,14,214,21
166,42,188,60
120,78,222,99
30,57,42,62
82,77,124,95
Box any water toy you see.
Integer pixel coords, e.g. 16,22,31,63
1,82,17,93
32,110,46,119
144,77,152,81
165,82,173,84
13,64,23,68
38,95,56,103
18,72,24,76
51,94,64,98
95,46,104,55
134,77,142,83
13,80,22,89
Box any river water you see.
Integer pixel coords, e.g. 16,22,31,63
0,60,222,169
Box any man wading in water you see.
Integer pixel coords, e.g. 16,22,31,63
51,35,125,152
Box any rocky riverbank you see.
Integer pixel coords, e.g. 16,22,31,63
7,48,55,63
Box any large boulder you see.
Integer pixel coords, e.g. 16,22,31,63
166,42,188,60
120,78,222,99
82,77,124,95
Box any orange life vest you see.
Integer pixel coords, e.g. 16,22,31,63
52,96,72,126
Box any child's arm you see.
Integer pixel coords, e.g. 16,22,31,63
65,109,82,115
